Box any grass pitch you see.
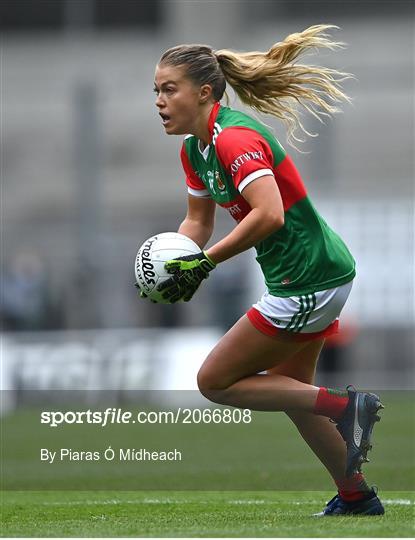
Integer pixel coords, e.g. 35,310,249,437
1,392,414,536
1,490,414,537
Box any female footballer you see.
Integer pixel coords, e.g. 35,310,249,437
145,25,384,516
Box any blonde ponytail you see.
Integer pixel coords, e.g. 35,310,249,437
215,25,353,145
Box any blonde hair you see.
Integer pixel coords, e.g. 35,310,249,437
160,25,353,146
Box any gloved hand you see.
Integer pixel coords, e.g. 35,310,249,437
157,251,216,303
134,282,158,303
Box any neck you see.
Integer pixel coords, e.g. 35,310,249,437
193,102,215,146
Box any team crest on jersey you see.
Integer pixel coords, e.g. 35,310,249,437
215,171,226,191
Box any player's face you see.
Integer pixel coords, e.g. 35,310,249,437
154,64,203,135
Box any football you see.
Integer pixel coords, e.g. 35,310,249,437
134,232,200,303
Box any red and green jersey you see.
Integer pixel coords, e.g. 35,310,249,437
181,103,355,297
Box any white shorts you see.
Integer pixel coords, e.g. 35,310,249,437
247,281,353,341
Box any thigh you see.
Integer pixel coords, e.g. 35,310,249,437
198,314,310,388
267,338,325,384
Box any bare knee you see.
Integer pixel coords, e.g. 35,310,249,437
197,354,232,403
197,365,223,402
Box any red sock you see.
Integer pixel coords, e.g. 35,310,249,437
336,472,371,502
314,387,349,420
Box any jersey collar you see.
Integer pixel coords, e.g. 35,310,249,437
207,102,221,143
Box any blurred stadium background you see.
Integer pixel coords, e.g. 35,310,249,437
1,0,414,399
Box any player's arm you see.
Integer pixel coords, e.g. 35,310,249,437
178,194,216,249
156,195,215,303
206,175,284,263
158,176,283,303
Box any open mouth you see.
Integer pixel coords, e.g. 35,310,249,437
159,113,171,125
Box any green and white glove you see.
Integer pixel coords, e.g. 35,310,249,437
134,282,158,303
157,251,216,303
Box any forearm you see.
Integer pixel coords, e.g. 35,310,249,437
206,209,283,264
178,217,214,250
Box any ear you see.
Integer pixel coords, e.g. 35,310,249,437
199,84,213,104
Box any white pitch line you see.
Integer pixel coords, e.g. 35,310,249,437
383,499,414,505
39,498,415,507
228,499,415,506
228,500,267,505
40,499,197,506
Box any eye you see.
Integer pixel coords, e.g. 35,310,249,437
153,87,159,95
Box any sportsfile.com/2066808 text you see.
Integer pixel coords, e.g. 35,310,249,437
40,408,252,427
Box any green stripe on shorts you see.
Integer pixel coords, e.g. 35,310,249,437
294,294,312,332
285,296,305,332
299,293,316,332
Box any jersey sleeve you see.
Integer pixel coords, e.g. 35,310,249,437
180,142,210,198
215,127,275,193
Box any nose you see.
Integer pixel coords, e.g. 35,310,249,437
155,93,164,109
